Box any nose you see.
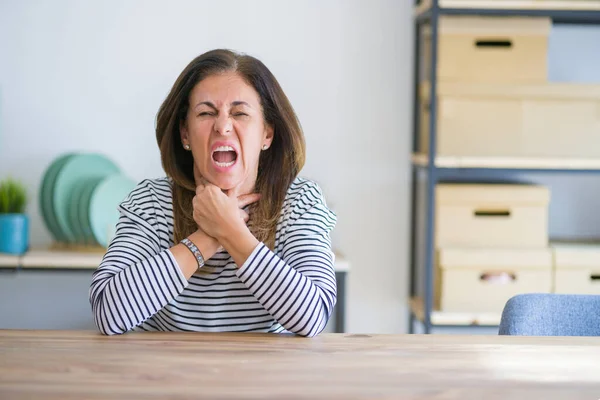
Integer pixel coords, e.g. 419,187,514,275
214,114,233,135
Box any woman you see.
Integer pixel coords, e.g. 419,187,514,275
89,49,337,337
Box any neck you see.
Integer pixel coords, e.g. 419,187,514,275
193,165,258,195
225,174,257,196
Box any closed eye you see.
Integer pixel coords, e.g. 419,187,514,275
233,112,248,117
198,112,216,117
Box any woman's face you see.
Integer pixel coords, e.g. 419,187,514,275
180,72,273,193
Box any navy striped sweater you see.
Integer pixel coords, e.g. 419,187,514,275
89,177,337,337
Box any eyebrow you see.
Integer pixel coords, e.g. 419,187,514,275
194,101,251,109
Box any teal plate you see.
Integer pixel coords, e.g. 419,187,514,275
39,153,76,243
52,154,120,244
89,174,136,248
78,177,104,246
67,178,98,245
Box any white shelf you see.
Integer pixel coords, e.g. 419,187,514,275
334,255,351,272
412,153,600,170
21,250,104,269
410,297,501,326
0,249,350,272
0,253,21,268
416,0,600,15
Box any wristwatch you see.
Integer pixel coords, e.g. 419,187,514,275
181,237,205,269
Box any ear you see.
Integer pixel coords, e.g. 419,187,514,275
180,120,189,147
263,124,274,148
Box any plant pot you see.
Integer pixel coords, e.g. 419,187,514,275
0,214,29,255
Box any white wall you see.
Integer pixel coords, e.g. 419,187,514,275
0,0,413,333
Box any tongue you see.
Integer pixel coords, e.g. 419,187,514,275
214,151,236,163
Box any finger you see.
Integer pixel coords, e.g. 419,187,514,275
237,193,261,209
240,209,250,223
196,180,218,196
196,175,209,186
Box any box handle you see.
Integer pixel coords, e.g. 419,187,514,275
480,272,516,284
474,209,511,218
475,39,513,49
590,274,600,281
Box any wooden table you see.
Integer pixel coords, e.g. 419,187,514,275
1,331,599,399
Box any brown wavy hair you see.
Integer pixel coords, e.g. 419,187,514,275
156,49,305,249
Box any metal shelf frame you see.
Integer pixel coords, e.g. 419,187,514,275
408,0,600,333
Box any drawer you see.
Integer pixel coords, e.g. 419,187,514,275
436,184,550,248
553,243,600,295
436,247,553,313
422,16,550,84
419,82,600,158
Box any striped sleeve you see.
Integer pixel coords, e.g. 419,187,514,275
89,182,188,335
235,183,337,337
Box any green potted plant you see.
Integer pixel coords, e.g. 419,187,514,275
0,178,29,254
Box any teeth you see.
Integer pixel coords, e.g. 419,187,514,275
214,146,235,152
215,160,235,168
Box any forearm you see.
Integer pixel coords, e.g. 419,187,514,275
235,244,337,337
171,230,221,279
91,230,219,335
218,225,260,268
215,221,335,337
90,248,188,335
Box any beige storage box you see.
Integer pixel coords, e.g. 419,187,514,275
423,16,551,84
553,243,600,295
420,82,600,158
436,184,549,248
436,247,553,313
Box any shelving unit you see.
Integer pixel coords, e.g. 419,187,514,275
409,0,600,334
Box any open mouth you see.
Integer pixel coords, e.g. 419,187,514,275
212,145,238,168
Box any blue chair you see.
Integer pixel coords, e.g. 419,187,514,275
498,293,600,336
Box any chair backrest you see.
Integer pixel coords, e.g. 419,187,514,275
499,293,600,336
